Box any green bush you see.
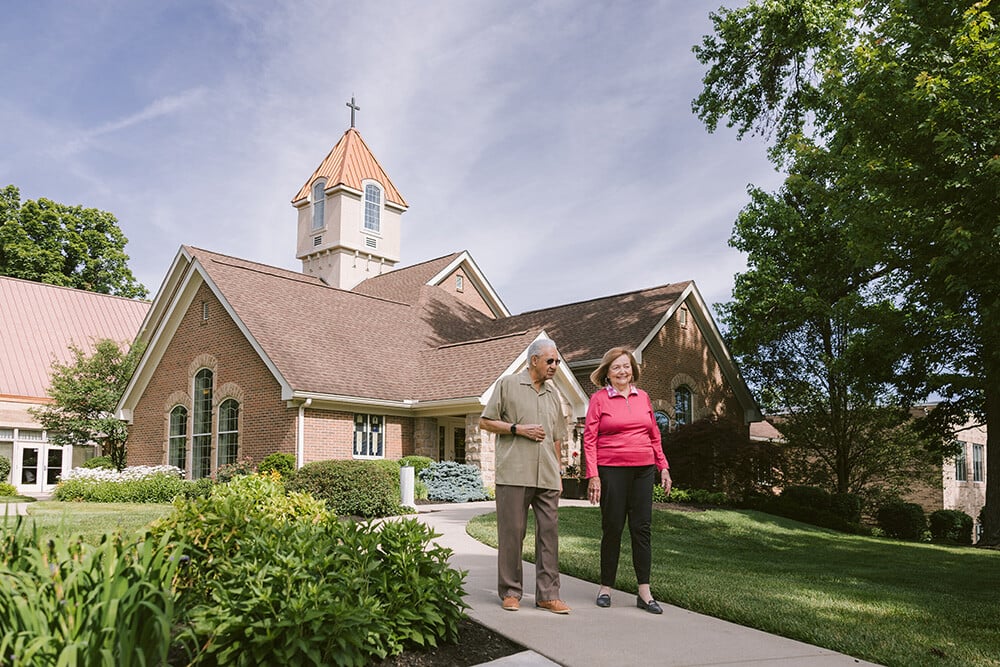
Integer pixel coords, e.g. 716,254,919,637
215,457,255,483
258,452,296,478
876,501,927,540
152,474,466,666
929,509,973,544
81,455,115,469
0,482,18,497
0,519,181,666
419,461,488,503
0,454,11,482
179,477,216,499
829,493,863,523
781,485,832,511
55,472,188,503
399,456,434,476
751,495,862,533
286,460,403,517
414,479,429,501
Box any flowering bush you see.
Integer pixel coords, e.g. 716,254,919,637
55,465,187,503
563,451,583,478
60,465,184,483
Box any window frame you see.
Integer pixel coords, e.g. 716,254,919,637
353,413,385,459
972,443,984,482
217,399,240,468
954,441,968,482
192,369,213,479
168,405,188,471
363,182,382,234
312,180,326,230
674,385,693,426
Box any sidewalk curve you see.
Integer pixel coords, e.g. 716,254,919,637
414,500,880,667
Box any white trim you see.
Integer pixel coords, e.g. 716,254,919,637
426,251,510,317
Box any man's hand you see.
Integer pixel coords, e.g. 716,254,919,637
518,424,546,442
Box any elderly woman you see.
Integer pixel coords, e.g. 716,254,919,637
584,347,671,614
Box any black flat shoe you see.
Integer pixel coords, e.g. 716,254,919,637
596,593,611,608
636,597,663,614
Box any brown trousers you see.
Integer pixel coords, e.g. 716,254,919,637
495,484,561,601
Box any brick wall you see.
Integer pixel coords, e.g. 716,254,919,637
126,282,296,473
302,410,415,463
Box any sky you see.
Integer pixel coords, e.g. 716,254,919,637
1,0,783,316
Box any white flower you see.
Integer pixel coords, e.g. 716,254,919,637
60,465,184,483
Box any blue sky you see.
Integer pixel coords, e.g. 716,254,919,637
1,0,782,315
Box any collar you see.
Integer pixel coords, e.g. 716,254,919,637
606,384,638,398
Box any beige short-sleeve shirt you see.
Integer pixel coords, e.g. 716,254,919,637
482,370,567,490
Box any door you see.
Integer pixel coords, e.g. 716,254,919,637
15,443,65,494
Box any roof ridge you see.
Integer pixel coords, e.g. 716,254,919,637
515,280,691,316
437,330,529,350
0,274,150,304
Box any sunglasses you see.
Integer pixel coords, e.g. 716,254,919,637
545,358,561,366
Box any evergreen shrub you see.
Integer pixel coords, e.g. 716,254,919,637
399,455,434,476
258,452,296,478
419,461,488,503
286,460,402,517
749,495,862,534
928,509,973,544
781,485,831,511
81,455,115,469
0,482,17,497
215,457,255,483
830,493,863,523
876,500,927,540
0,454,11,482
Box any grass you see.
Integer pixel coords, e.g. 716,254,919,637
1,501,175,544
467,506,1000,667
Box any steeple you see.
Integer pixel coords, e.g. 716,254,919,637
292,110,407,290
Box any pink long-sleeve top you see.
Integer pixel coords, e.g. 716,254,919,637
583,385,669,479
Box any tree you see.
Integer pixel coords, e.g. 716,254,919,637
693,0,1000,545
0,184,147,298
29,339,145,470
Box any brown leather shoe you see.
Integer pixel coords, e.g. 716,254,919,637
535,599,571,614
502,596,520,611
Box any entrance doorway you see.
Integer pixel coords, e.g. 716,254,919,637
437,419,467,463
14,443,66,494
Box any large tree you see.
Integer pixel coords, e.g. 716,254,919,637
721,157,943,503
693,0,1000,543
0,184,147,298
29,339,145,470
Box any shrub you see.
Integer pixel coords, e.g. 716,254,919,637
399,455,434,476
829,493,863,523
419,461,488,503
152,474,466,665
215,457,255,483
0,520,182,666
876,501,927,540
781,485,831,511
0,482,17,497
81,455,115,469
652,484,669,503
179,477,216,499
55,465,187,503
0,454,11,482
286,460,402,517
751,495,862,533
258,452,296,478
414,479,429,501
929,509,974,544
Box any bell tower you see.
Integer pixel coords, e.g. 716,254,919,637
291,98,408,289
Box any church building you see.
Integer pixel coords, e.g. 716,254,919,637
118,120,761,484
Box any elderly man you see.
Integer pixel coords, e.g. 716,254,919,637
480,338,570,614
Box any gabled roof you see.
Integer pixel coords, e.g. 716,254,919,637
353,250,510,317
291,128,407,209
119,247,577,417
0,276,149,400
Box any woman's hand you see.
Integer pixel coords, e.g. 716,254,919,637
587,476,601,505
661,469,672,495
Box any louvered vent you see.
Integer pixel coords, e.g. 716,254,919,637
365,236,377,248
313,236,322,247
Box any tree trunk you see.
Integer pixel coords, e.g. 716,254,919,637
979,365,1000,546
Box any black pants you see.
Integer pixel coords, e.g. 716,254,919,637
599,464,655,587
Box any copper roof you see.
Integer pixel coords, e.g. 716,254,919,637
0,276,149,400
291,128,408,208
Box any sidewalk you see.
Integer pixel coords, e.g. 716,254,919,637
415,500,880,667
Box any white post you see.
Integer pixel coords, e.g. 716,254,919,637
400,465,416,509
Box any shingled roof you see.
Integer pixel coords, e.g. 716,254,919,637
352,253,461,303
0,276,149,400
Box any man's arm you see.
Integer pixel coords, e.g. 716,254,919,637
479,417,546,442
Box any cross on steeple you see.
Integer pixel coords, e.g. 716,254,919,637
346,96,360,128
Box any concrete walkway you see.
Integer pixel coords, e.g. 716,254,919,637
415,500,880,667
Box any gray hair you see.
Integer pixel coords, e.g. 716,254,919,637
527,338,557,360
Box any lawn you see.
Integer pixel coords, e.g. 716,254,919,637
1,501,174,544
467,506,1000,667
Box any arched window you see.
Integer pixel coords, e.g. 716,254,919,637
192,369,213,479
168,406,188,471
654,410,671,436
364,183,382,233
674,385,693,426
312,180,325,230
217,399,239,467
